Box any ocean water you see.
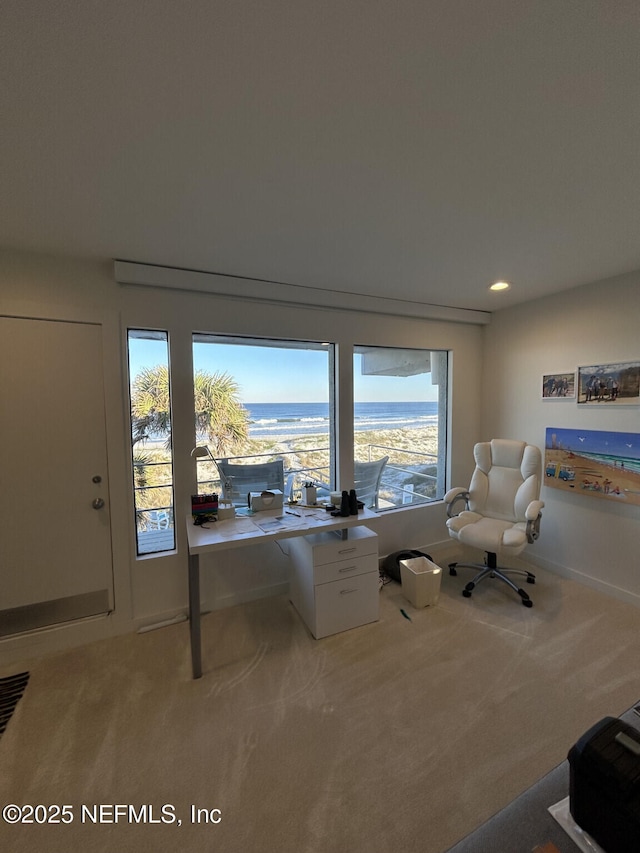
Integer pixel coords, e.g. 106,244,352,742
243,401,438,438
573,451,640,476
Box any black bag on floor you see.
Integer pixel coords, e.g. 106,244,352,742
382,549,433,584
568,715,640,853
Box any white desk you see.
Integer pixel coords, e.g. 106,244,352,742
186,506,378,678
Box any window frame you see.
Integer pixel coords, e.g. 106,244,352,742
127,328,176,557
191,332,336,501
351,343,449,511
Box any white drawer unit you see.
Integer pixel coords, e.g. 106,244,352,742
287,526,379,639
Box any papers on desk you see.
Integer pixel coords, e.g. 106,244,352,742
255,518,288,533
254,514,307,533
216,518,257,536
215,509,325,537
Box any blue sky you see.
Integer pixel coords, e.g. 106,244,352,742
129,337,438,403
546,427,639,460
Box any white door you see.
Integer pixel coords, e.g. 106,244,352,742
0,316,114,636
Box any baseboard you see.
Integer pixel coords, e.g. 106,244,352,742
377,538,462,573
0,581,293,672
135,612,188,633
0,590,111,638
402,543,640,610
0,612,133,673
418,539,464,567
202,580,290,614
524,554,640,609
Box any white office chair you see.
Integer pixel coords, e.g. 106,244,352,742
444,439,544,607
354,456,389,510
216,458,285,506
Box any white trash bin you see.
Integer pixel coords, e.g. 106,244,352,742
399,557,442,608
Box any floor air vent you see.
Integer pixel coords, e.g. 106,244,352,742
0,672,30,739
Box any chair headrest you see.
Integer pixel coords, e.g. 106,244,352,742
475,439,538,478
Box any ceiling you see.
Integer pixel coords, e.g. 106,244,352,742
3,1,640,313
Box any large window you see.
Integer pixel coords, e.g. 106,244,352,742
127,330,175,555
192,335,334,501
353,345,448,510
125,333,448,556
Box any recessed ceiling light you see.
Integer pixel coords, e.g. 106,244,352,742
490,281,511,292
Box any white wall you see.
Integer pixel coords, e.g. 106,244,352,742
482,271,640,605
0,249,484,661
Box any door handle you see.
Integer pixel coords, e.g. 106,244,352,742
92,498,105,510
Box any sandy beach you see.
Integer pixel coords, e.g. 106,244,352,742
182,426,440,508
544,448,640,506
233,425,438,465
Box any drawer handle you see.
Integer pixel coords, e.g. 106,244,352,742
340,588,358,595
339,565,358,573
338,547,357,554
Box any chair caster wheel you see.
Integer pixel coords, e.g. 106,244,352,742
526,574,536,585
462,589,472,598
517,588,533,607
448,563,458,576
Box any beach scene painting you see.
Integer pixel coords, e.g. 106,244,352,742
544,427,640,505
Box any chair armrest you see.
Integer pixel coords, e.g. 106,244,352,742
525,500,544,542
525,500,545,521
444,488,470,518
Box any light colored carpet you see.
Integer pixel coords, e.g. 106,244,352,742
1,563,639,853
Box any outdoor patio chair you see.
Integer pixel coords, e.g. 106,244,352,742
216,458,285,506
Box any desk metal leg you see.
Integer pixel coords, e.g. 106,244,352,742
188,552,202,679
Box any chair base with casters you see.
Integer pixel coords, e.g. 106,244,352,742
448,551,536,607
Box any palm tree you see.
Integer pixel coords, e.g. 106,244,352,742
130,365,249,455
130,365,172,447
193,369,250,454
